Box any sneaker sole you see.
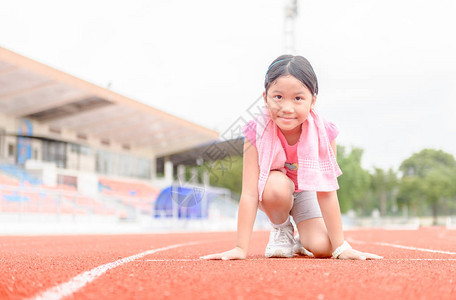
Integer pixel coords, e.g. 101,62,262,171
293,246,314,257
265,248,294,258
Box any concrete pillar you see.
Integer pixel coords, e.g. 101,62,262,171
78,171,99,197
150,157,156,181
177,164,186,183
202,170,210,186
190,167,198,184
164,157,173,184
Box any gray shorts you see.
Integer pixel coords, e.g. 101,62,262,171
258,190,322,225
289,190,323,224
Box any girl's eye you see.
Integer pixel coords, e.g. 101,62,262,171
295,97,302,101
273,95,282,100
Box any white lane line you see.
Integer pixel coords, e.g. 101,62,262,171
391,258,456,261
146,259,198,262
27,240,206,300
347,238,456,255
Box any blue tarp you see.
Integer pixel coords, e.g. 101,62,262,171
154,186,208,219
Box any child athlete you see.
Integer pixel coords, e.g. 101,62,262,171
201,55,382,260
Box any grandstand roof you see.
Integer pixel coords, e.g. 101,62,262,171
163,137,244,166
0,47,219,156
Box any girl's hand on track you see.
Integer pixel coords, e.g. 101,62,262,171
200,247,247,260
338,248,383,260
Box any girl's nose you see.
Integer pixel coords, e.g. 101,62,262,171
282,105,294,113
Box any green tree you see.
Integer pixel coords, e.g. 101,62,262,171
370,168,399,216
336,145,371,214
399,149,456,224
206,155,243,199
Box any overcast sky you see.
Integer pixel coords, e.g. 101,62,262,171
1,0,455,171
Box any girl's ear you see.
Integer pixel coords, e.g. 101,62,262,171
311,93,317,109
263,91,267,104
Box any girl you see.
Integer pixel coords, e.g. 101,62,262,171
201,55,382,260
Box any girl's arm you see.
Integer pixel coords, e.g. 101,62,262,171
201,138,260,260
236,138,260,252
318,140,382,260
317,139,344,250
317,190,345,251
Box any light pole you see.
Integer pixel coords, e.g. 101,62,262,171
283,0,298,54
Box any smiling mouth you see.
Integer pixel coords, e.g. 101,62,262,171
279,116,295,120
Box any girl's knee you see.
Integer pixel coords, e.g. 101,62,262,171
306,237,332,258
262,171,294,206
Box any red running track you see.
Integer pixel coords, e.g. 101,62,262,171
1,227,455,300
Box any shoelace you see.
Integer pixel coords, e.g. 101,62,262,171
272,227,294,245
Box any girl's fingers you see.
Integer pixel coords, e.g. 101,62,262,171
338,249,360,260
340,253,365,260
201,251,246,260
200,254,241,260
222,254,245,260
201,247,247,260
200,253,224,260
363,252,383,260
338,249,383,260
355,249,383,260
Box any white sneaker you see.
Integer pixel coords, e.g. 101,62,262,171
264,218,295,258
293,234,314,257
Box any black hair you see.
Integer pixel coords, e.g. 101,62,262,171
264,54,318,97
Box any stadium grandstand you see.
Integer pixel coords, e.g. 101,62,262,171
0,47,246,234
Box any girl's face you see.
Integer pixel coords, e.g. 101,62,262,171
263,75,316,135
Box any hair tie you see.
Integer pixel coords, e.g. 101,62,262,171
265,58,294,78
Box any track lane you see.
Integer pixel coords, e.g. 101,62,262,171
70,229,455,300
1,228,455,299
0,233,226,299
346,227,456,252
